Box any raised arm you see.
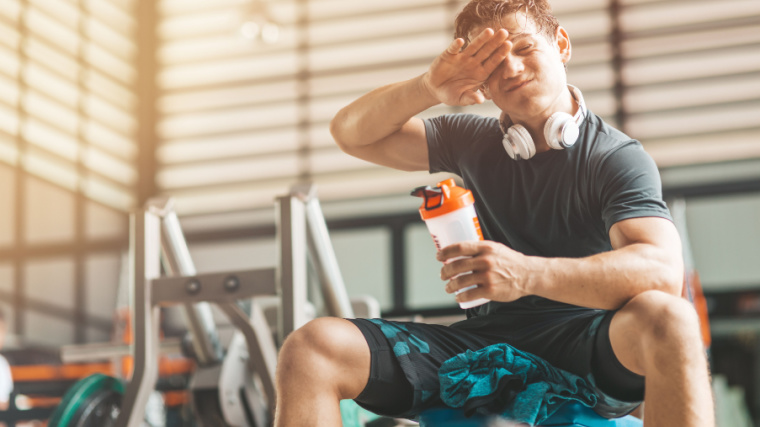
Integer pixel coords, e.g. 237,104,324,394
330,28,511,171
329,76,436,172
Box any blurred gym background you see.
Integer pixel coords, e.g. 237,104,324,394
0,0,758,425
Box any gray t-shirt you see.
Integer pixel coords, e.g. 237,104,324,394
424,109,672,317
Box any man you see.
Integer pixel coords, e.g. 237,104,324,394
274,1,714,426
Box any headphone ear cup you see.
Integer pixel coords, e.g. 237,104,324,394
503,125,536,160
544,112,579,150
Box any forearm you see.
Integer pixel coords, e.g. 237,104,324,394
527,244,684,310
330,74,438,150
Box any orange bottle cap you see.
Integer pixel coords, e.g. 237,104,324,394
411,178,475,220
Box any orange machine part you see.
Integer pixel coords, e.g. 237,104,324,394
163,390,190,407
10,363,114,382
683,271,711,349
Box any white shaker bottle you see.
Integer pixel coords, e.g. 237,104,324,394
411,178,489,309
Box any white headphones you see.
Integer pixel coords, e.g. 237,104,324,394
499,85,587,160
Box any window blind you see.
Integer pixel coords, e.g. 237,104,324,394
0,0,138,212
619,0,760,166
156,0,760,217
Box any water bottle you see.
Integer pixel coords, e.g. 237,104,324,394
411,178,489,309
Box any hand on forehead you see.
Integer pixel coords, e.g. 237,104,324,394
468,11,538,44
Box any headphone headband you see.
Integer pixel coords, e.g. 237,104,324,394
567,84,586,128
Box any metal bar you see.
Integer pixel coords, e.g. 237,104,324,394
663,178,760,200
74,1,88,343
277,195,309,343
391,221,407,314
0,290,112,330
0,239,127,259
303,195,354,318
149,197,223,366
610,0,627,132
135,0,158,206
248,301,278,418
217,302,278,418
151,268,277,304
60,338,183,364
116,209,162,427
668,198,695,269
12,0,30,340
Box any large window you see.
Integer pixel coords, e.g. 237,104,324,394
156,0,760,219
0,0,136,345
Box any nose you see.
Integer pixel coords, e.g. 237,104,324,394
500,54,525,79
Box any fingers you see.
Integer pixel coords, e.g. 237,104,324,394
440,255,483,280
463,28,497,54
437,241,490,263
450,28,510,68
446,38,465,55
466,28,509,61
455,284,490,306
430,27,510,107
444,271,487,294
482,40,512,74
444,274,496,306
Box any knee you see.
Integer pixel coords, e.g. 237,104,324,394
279,317,336,363
622,290,702,346
277,317,365,372
276,317,370,398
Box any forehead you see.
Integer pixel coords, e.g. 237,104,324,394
469,11,539,41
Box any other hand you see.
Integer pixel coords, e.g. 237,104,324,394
422,28,511,106
438,240,531,305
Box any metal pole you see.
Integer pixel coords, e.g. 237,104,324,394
277,195,309,343
116,209,162,427
669,198,695,271
217,302,278,417
60,338,182,363
148,197,223,365
304,196,354,318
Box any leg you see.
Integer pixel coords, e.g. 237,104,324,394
609,290,714,427
274,317,370,427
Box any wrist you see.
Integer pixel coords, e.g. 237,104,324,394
523,255,551,297
416,73,441,106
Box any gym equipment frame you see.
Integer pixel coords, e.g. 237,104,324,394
63,184,358,427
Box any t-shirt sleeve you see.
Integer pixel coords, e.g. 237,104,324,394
425,113,497,175
596,141,672,232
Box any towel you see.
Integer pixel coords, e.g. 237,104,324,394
438,343,599,425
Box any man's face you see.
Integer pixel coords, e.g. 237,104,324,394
472,12,570,122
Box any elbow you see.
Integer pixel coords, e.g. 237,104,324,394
637,242,685,298
658,258,685,298
329,109,352,153
623,264,682,308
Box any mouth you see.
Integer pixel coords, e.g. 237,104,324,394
506,79,532,92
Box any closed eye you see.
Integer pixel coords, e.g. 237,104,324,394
517,44,533,52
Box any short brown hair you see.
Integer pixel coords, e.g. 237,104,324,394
454,0,559,47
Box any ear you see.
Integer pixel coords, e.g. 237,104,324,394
555,26,571,65
481,83,492,100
